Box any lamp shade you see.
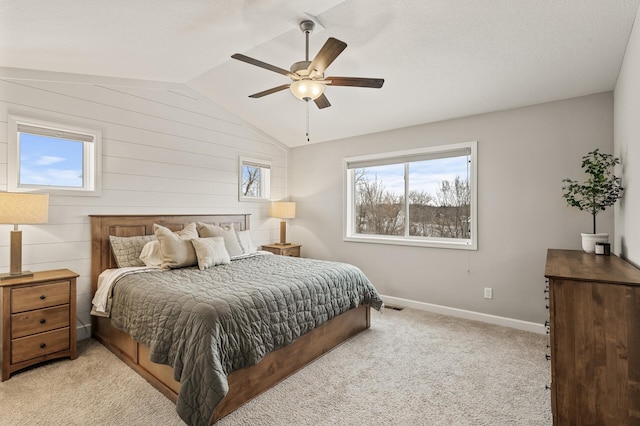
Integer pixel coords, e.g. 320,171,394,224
270,201,296,219
0,193,49,224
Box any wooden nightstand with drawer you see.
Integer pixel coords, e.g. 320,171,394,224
261,244,301,257
0,269,78,381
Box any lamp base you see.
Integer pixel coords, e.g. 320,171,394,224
279,220,289,246
0,270,34,281
273,242,292,246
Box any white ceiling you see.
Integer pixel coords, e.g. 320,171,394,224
1,0,639,147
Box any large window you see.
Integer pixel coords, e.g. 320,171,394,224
239,157,271,202
344,141,477,250
8,115,101,196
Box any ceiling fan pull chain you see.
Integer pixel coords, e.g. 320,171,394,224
306,99,310,142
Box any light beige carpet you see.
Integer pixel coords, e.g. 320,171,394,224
0,308,552,425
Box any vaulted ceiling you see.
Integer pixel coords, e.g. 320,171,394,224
1,0,639,147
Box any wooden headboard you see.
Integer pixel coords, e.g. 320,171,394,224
89,214,251,296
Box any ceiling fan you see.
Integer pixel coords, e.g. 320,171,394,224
231,20,384,109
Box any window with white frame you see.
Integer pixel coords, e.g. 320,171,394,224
239,157,271,201
344,141,477,250
8,115,101,196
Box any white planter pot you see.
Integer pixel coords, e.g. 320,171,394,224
581,233,609,253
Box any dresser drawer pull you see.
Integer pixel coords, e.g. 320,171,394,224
40,295,47,300
40,343,46,349
40,319,47,324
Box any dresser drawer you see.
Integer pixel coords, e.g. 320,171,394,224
11,305,70,339
11,281,70,313
11,327,70,364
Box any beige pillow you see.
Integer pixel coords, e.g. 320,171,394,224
153,223,198,269
196,222,243,257
139,240,163,267
191,237,231,270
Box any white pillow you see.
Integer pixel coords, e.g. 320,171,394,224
139,240,163,267
236,230,258,254
153,223,199,269
196,222,243,257
191,237,231,270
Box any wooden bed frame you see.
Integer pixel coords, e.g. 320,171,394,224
90,214,371,424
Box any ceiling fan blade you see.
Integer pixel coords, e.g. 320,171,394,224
307,38,347,75
326,77,385,88
313,93,331,109
248,84,291,98
231,53,293,77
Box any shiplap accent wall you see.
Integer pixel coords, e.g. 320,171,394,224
0,68,288,338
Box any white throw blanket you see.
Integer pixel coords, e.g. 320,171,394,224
91,267,158,316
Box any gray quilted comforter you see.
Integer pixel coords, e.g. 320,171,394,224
109,254,383,426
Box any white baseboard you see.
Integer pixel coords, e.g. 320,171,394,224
380,295,546,335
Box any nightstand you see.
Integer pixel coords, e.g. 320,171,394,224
0,269,78,381
261,244,301,257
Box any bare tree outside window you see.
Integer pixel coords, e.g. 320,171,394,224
429,176,470,238
408,189,435,237
355,169,405,236
242,165,261,197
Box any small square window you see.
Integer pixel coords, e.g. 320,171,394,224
8,115,101,196
239,157,271,202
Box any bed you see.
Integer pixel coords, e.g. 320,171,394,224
90,214,382,425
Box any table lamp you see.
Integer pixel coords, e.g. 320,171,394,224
0,192,49,280
270,201,296,245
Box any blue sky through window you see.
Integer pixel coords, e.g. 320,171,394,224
19,133,83,187
363,155,468,196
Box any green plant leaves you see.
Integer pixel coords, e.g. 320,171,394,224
561,149,624,233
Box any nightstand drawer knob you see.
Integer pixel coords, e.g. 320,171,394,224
40,295,47,300
39,343,46,349
40,319,46,324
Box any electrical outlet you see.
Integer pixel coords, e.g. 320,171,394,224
484,287,493,299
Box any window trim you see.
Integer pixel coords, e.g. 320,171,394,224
238,156,272,202
8,115,102,196
343,141,478,250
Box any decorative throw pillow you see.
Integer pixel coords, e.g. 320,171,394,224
236,230,258,254
153,222,198,269
191,237,231,270
196,222,243,257
109,234,157,267
139,240,163,267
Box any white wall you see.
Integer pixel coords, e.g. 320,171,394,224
614,6,640,266
0,68,287,338
289,92,614,324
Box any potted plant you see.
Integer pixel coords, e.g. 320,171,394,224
562,149,624,253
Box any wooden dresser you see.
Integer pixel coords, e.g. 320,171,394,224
0,269,78,381
261,243,301,257
544,249,640,425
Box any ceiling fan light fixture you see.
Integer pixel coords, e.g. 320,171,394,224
290,79,324,101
